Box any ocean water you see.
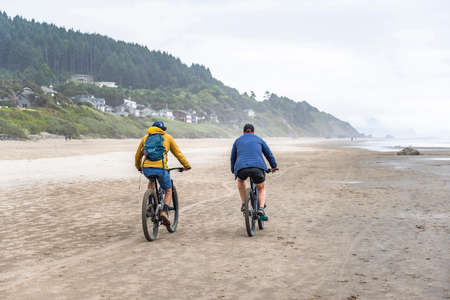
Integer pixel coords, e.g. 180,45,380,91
348,138,450,152
348,138,450,180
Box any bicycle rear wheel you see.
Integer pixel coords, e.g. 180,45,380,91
142,189,159,241
166,185,179,233
244,188,256,237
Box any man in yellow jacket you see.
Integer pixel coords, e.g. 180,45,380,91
135,121,191,225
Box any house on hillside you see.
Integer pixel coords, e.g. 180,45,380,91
41,85,57,97
114,104,129,117
173,110,192,123
105,105,114,113
209,112,219,123
17,96,31,108
70,74,94,83
93,98,106,112
244,109,256,118
16,87,36,107
123,99,137,116
156,108,174,120
188,110,200,123
112,99,139,117
95,82,117,88
72,95,106,111
139,107,157,117
22,87,34,96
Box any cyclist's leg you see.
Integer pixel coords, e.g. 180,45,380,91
163,188,172,205
251,168,266,210
237,178,246,204
143,167,156,190
256,182,266,208
156,169,173,206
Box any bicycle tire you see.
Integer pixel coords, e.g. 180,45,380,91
244,188,255,237
166,185,179,233
258,214,265,230
142,189,159,241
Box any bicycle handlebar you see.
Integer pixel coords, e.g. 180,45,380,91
265,168,279,173
168,167,185,173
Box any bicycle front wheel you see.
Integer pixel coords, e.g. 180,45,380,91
166,185,179,233
258,214,265,230
142,189,159,241
244,188,256,237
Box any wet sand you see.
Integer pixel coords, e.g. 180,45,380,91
0,138,449,299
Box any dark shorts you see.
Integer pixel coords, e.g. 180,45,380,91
236,167,266,184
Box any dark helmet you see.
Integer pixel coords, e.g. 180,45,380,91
243,123,254,133
152,121,167,131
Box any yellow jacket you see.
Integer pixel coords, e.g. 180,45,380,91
135,126,190,170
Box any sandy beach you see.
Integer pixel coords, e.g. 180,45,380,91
0,138,448,299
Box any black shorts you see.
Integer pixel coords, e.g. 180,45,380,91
236,167,266,184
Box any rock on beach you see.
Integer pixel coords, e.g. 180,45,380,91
397,146,420,155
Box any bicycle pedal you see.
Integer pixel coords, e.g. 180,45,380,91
260,215,268,221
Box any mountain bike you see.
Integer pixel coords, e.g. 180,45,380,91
142,167,184,241
243,169,272,237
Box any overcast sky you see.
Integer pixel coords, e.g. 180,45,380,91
2,0,450,137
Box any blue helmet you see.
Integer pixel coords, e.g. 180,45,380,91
152,121,167,131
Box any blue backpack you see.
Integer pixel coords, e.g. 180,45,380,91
143,134,165,164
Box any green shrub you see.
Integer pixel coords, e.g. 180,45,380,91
0,119,27,138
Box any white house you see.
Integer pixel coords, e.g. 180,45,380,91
93,98,106,112
105,105,114,113
123,99,138,116
95,82,117,88
245,109,256,118
156,108,174,120
41,85,57,97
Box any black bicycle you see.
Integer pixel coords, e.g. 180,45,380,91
243,169,272,237
142,167,184,241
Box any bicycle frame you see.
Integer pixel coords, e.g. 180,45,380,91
249,178,268,221
149,168,182,219
249,178,258,212
142,167,184,241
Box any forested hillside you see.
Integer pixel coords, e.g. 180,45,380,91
0,11,359,139
0,12,214,88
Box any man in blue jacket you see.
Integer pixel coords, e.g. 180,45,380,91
230,123,278,217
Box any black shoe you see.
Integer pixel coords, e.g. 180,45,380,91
241,203,245,212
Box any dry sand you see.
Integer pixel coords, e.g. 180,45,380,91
0,138,448,299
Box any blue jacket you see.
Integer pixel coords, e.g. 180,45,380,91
230,133,277,176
